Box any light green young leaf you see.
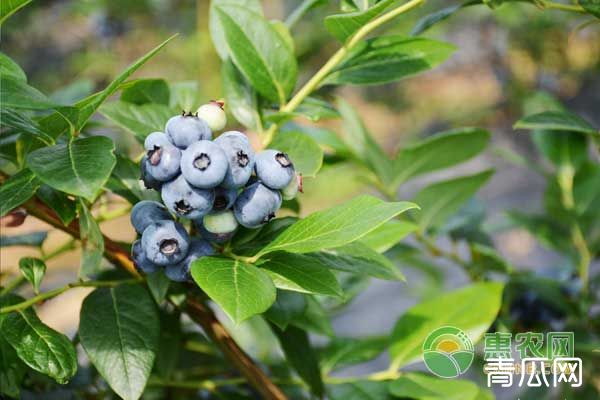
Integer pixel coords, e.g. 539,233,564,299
324,0,396,42
324,36,455,86
79,285,159,400
393,128,490,185
265,97,340,124
388,372,482,400
169,81,202,112
1,295,77,384
78,200,104,278
0,0,32,25
320,336,388,373
0,52,27,81
191,257,276,323
26,136,116,202
18,257,47,294
269,131,323,177
209,0,263,60
257,195,418,256
100,101,173,141
214,5,297,103
0,169,40,217
260,252,343,297
221,60,260,130
412,170,494,232
389,282,503,369
360,220,417,253
120,79,170,105
514,110,597,136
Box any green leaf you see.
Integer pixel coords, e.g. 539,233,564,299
514,110,597,136
388,372,481,400
27,136,117,202
0,0,31,25
146,270,170,304
324,0,397,42
0,76,58,110
256,195,418,256
260,252,343,297
209,0,263,60
360,220,417,252
305,242,405,281
324,36,454,86
155,311,181,379
412,170,493,232
269,130,323,177
100,101,173,141
292,296,333,336
265,97,340,124
0,231,47,247
18,257,46,294
191,257,276,323
106,154,156,203
0,331,25,398
329,380,393,400
264,291,307,330
120,79,170,105
272,325,324,397
0,109,54,145
0,52,26,81
1,298,77,384
79,285,159,400
580,0,600,18
532,130,587,169
320,336,388,373
470,243,513,274
78,200,104,278
411,0,481,36
36,185,77,225
221,60,260,130
0,169,40,217
389,282,503,368
214,5,297,103
169,81,202,112
393,128,490,185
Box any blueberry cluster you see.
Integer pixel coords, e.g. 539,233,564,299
130,102,301,282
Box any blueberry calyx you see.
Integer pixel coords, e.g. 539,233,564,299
174,200,193,215
213,194,227,211
236,150,250,167
275,152,292,168
181,110,199,118
159,239,179,255
262,212,276,224
193,153,211,170
148,146,162,166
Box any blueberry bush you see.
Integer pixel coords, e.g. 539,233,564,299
1,1,599,399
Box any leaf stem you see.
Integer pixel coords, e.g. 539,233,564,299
0,279,140,314
262,0,426,146
541,1,586,13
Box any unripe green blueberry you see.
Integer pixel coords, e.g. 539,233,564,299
281,173,302,200
197,101,227,131
203,210,238,234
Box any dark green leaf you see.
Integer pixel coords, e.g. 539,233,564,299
272,325,324,397
269,130,323,177
256,195,418,256
0,231,47,247
0,76,59,110
0,0,31,25
0,52,26,81
1,298,77,384
0,109,54,145
106,155,155,203
209,0,263,60
80,285,159,400
120,79,170,105
214,5,297,103
388,372,482,400
264,291,307,330
291,296,333,336
155,310,181,379
532,130,587,169
360,220,417,252
580,0,600,18
221,60,260,130
506,212,571,254
389,282,503,369
470,243,513,274
329,380,392,400
18,257,46,294
259,252,343,297
191,257,276,323
232,217,298,256
27,136,116,201
412,170,494,232
324,36,454,86
324,0,397,42
0,169,40,217
0,332,25,398
36,185,77,225
100,101,173,141
393,128,490,185
146,270,170,304
514,110,597,136
411,0,481,35
78,200,104,278
305,242,405,281
320,336,387,373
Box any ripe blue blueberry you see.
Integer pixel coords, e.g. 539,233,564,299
254,149,294,189
213,186,238,211
131,240,160,273
130,200,171,234
141,220,190,266
165,112,212,149
233,182,282,228
195,220,236,244
214,131,255,189
140,155,163,191
165,238,215,282
203,210,238,234
161,175,214,219
143,134,181,182
180,140,228,189
197,101,227,131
